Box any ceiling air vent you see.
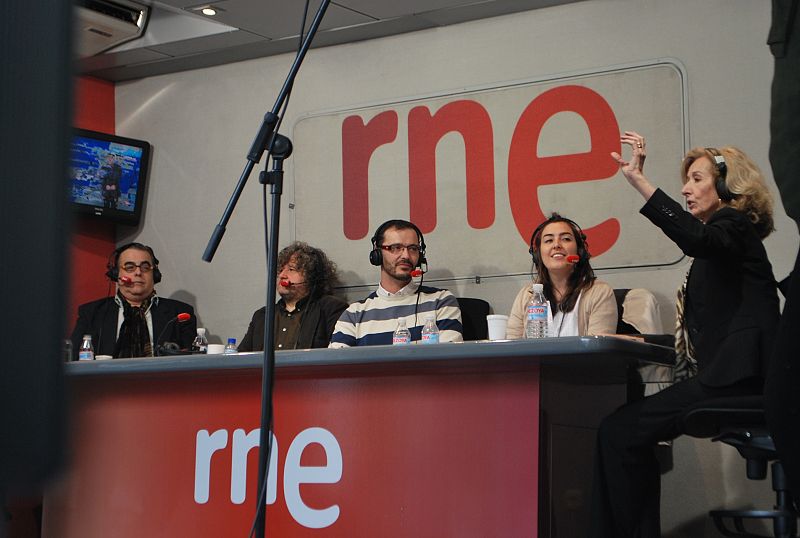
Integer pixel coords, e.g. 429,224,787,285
74,0,149,57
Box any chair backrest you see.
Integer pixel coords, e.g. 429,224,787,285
456,297,490,341
614,288,663,335
616,288,673,396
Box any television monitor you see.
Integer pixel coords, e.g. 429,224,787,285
69,128,151,225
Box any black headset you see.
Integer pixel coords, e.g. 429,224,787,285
705,147,735,202
105,242,162,284
369,219,427,268
528,215,590,266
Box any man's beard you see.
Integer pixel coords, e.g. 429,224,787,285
383,260,413,282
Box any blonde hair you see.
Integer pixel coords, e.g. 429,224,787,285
680,146,774,239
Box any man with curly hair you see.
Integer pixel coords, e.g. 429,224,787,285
238,242,347,351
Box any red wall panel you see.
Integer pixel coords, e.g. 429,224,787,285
68,76,116,332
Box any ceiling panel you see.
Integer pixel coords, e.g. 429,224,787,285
77,47,172,73
149,28,264,57
163,0,376,39
335,0,480,19
420,0,585,25
76,0,588,81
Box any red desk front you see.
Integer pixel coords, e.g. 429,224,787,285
43,337,672,538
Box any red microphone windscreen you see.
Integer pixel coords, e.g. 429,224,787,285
410,269,423,277
119,275,133,284
177,313,191,322
566,255,580,264
279,280,291,287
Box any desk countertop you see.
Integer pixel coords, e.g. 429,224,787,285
65,336,674,380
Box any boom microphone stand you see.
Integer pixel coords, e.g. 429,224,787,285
202,2,331,536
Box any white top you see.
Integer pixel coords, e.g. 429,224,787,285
549,293,581,337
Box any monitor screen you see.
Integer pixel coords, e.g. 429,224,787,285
69,128,151,225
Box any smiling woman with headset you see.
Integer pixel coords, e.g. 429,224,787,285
505,213,618,339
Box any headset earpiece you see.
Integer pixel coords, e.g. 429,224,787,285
528,220,547,265
706,148,734,202
369,240,382,266
105,260,119,282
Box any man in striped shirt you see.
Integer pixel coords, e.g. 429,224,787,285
329,219,463,347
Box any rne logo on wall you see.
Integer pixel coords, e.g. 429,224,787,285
292,62,687,278
341,85,621,257
194,426,343,529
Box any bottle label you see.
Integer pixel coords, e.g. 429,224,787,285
78,351,94,361
393,335,411,345
421,333,439,344
526,305,548,321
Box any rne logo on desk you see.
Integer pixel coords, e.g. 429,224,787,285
194,426,343,529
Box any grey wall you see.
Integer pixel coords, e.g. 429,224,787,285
114,0,796,534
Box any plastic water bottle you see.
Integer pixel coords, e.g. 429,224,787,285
524,283,549,339
78,334,95,361
192,328,208,353
392,319,411,345
420,314,440,344
224,338,238,354
63,339,73,362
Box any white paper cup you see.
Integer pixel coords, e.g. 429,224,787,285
95,354,113,360
207,344,226,355
486,314,509,341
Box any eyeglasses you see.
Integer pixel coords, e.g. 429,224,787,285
120,261,154,273
380,244,421,254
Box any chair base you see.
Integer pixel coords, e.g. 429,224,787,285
710,508,798,538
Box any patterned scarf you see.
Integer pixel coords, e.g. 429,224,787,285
673,269,698,382
115,292,154,358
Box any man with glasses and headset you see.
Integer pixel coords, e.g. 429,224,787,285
329,219,463,347
70,242,196,359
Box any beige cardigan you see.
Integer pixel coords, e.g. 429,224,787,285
506,280,618,339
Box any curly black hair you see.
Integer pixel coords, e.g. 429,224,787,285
277,242,339,300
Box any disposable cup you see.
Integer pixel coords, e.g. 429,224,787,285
207,344,226,355
486,314,509,341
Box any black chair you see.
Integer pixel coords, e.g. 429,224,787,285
456,297,490,341
680,395,798,538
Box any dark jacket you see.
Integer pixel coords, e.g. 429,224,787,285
70,296,197,359
239,294,348,352
641,189,780,387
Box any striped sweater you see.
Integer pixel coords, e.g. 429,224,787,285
329,283,463,347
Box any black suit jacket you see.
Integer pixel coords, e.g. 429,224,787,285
70,296,197,359
641,189,780,387
239,294,348,352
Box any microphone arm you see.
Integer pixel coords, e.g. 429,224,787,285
199,3,332,537
154,313,191,356
202,0,332,263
